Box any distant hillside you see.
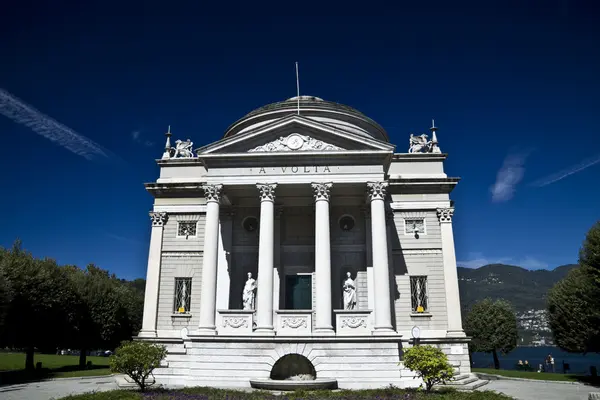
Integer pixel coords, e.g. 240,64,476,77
457,263,577,312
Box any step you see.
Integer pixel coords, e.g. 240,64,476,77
464,379,489,390
446,376,478,386
451,374,471,382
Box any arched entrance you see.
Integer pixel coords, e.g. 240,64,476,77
270,353,316,380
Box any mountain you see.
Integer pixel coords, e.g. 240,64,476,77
457,263,577,312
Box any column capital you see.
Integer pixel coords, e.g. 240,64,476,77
367,181,388,201
311,182,333,202
202,184,223,203
149,212,168,227
437,207,454,223
257,183,277,202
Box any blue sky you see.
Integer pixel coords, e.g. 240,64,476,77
1,2,598,280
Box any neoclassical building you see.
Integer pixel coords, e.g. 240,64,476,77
138,96,474,389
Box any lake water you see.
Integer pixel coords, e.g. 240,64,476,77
471,346,600,375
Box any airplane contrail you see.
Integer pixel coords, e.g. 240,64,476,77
0,88,115,161
530,153,600,187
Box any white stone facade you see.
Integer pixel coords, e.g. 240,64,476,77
138,96,470,389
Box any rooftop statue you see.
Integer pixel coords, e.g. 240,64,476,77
172,139,194,158
408,133,441,154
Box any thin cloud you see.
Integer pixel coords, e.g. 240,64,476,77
131,129,154,147
530,153,600,187
458,252,549,270
0,88,115,161
490,151,529,202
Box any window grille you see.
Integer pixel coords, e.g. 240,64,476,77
410,276,428,313
405,218,425,235
177,222,197,238
173,278,192,313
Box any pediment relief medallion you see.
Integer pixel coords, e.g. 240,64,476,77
248,133,344,153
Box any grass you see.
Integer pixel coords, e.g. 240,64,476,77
60,386,515,400
0,352,111,385
473,368,600,385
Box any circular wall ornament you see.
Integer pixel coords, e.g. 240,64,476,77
338,215,355,231
286,134,304,150
411,325,421,339
242,216,259,232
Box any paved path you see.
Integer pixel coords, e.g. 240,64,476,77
0,376,117,400
480,379,599,400
0,375,599,400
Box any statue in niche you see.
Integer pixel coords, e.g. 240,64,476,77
242,272,257,310
342,272,357,310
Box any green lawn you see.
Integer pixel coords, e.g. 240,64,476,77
0,352,111,384
473,367,594,383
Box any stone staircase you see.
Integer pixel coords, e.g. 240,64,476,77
443,372,489,390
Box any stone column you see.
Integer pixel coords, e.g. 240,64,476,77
255,183,277,333
437,207,465,337
367,182,394,333
139,212,168,338
362,207,375,325
198,184,223,334
312,182,334,334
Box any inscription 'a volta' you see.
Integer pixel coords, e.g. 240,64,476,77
257,166,332,174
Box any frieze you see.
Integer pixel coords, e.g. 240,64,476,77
162,252,203,258
249,166,333,175
340,316,367,329
281,317,308,329
222,317,249,329
400,249,442,255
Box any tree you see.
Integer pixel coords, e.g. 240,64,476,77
464,298,518,369
109,341,167,392
547,221,600,353
66,264,138,367
402,345,454,391
0,241,82,370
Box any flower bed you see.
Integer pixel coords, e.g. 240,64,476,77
61,386,513,400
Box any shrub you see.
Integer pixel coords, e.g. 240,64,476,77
109,341,167,392
402,345,454,392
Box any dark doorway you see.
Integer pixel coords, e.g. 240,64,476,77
285,275,312,310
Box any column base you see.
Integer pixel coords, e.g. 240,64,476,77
254,327,275,335
196,327,217,336
372,326,396,335
313,327,335,336
446,330,466,338
137,330,157,338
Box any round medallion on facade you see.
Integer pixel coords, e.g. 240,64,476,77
338,215,355,231
242,216,259,232
286,134,304,150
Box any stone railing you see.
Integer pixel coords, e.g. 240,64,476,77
334,310,372,335
275,310,312,335
217,310,254,335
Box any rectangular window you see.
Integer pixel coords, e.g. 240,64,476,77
173,278,192,313
404,218,425,235
410,276,428,313
177,222,197,238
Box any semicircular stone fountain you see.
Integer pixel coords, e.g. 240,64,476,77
249,353,338,391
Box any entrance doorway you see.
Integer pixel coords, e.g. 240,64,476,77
284,274,312,310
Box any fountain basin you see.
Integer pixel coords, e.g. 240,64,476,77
249,378,338,391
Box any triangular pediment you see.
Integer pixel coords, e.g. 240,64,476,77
197,115,394,155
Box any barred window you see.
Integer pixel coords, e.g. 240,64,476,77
177,222,197,238
173,278,192,313
405,219,425,235
410,276,428,313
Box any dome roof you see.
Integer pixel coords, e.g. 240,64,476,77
223,96,389,142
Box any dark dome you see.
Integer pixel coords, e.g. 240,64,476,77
223,96,389,142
